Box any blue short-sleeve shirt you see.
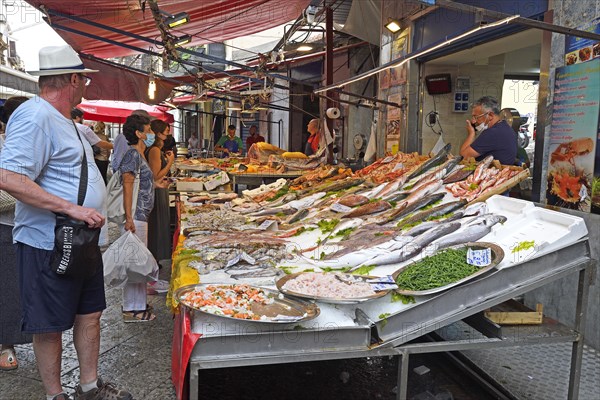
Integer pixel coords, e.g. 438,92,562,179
117,148,154,222
0,97,106,250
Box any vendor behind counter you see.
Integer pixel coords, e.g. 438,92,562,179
215,125,244,157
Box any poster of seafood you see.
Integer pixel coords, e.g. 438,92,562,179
380,29,409,89
546,59,600,211
564,17,600,66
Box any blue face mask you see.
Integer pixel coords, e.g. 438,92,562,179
143,133,155,147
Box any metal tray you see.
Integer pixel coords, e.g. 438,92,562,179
175,283,320,324
276,272,391,305
391,242,504,296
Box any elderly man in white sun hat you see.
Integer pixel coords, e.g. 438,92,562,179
0,45,133,400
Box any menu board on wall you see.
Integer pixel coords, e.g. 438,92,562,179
546,59,600,212
564,17,600,66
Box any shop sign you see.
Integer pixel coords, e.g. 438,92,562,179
546,59,600,213
564,17,600,66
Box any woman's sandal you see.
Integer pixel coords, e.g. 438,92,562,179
122,308,156,323
0,348,18,371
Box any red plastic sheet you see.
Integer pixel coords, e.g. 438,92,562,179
171,310,202,400
77,100,174,123
26,0,311,59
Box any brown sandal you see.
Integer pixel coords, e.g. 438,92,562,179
0,348,18,371
122,309,156,323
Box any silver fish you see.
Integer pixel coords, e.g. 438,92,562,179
431,214,507,249
359,221,461,267
250,207,295,217
287,208,309,224
407,143,452,180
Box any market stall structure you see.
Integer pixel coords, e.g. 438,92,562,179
6,0,599,399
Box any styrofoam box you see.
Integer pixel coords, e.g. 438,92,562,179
176,181,204,192
485,194,535,220
482,205,588,268
203,171,230,191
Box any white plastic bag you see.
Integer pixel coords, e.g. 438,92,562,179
103,231,159,287
106,169,140,224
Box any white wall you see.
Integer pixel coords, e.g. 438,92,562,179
269,78,289,149
421,54,506,156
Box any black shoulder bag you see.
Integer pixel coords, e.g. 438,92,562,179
50,122,102,279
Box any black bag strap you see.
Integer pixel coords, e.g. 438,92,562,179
71,121,88,206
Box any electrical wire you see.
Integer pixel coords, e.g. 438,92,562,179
425,95,444,136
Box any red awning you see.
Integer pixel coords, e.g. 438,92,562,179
77,100,175,124
27,0,311,59
80,57,179,104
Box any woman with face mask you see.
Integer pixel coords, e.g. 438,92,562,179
145,120,175,266
459,96,517,166
118,114,169,322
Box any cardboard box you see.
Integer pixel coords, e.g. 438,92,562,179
203,171,230,191
176,181,204,192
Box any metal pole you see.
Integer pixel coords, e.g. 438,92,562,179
531,9,553,203
325,4,334,164
396,350,409,400
435,0,600,42
567,261,593,399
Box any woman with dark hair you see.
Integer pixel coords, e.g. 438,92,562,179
0,96,32,371
118,114,168,322
146,119,175,264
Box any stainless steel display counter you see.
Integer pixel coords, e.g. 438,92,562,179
186,238,595,400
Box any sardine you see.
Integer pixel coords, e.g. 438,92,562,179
343,200,392,219
376,192,445,225
430,214,507,249
407,143,452,180
397,199,467,230
338,194,370,207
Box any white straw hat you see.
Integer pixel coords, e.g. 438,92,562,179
28,45,99,76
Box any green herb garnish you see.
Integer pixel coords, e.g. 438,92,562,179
321,266,352,273
426,212,453,222
391,292,416,304
469,183,479,190
422,198,443,210
399,220,422,230
512,240,535,253
333,227,356,240
379,313,391,329
395,248,478,291
352,265,375,276
317,219,340,233
292,227,316,237
268,186,289,202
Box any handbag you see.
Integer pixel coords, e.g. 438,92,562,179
50,122,102,279
106,156,140,224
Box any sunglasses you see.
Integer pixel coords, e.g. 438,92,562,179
80,75,92,87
